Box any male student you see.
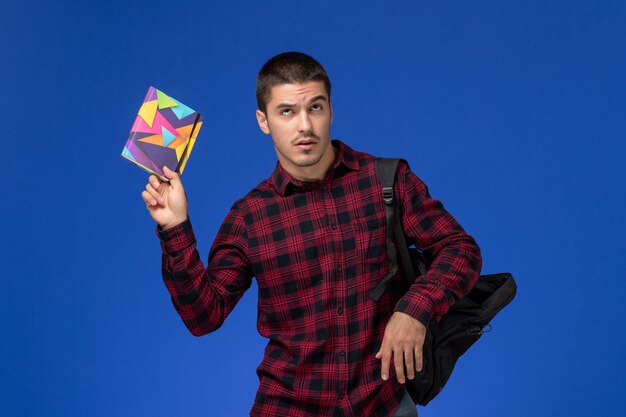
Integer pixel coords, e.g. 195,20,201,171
142,52,481,417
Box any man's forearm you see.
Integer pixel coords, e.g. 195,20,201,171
394,162,482,324
157,218,228,336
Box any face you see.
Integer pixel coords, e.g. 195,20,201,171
256,81,334,182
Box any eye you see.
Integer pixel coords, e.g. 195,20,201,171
281,108,293,116
310,104,323,111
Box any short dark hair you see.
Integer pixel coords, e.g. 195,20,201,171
256,52,331,113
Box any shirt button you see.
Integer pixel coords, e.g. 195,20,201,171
338,392,345,399
340,351,345,357
321,185,327,192
338,307,343,314
336,265,342,273
331,223,337,230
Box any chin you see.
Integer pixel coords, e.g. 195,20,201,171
294,154,323,168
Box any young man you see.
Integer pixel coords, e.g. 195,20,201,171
142,52,481,417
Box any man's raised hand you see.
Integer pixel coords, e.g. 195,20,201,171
141,166,188,230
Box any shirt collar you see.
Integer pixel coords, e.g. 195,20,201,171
270,140,361,196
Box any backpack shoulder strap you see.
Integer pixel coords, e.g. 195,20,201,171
371,158,417,300
374,158,401,204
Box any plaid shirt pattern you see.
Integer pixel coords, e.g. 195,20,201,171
157,140,482,417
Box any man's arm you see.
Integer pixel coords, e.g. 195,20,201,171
376,161,482,384
395,161,482,324
143,167,253,336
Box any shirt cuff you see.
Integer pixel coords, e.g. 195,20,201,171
155,217,196,256
393,290,435,327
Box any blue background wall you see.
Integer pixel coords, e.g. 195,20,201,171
2,1,625,416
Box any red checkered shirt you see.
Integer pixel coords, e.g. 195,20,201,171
157,140,482,417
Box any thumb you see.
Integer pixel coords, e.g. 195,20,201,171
163,166,181,185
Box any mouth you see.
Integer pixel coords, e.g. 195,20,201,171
294,138,318,151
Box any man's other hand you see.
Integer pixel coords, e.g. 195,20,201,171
141,166,188,230
375,311,427,384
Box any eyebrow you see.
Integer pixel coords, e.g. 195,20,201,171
275,95,328,109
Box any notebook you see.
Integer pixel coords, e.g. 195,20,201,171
121,86,203,181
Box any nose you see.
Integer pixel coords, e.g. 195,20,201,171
298,111,312,133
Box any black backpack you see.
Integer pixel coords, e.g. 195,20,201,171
371,158,517,406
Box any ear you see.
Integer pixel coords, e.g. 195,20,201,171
256,109,270,134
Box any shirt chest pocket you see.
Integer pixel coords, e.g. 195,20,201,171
352,208,388,271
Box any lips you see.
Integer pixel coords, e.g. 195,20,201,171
294,138,317,150
296,142,316,151
295,139,317,145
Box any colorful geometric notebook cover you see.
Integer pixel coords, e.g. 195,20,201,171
121,86,203,181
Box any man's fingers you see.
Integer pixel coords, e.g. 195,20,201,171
142,190,157,207
378,313,427,383
404,349,415,380
145,182,164,203
163,166,180,186
394,349,405,384
148,174,162,190
378,348,391,381
414,346,423,372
